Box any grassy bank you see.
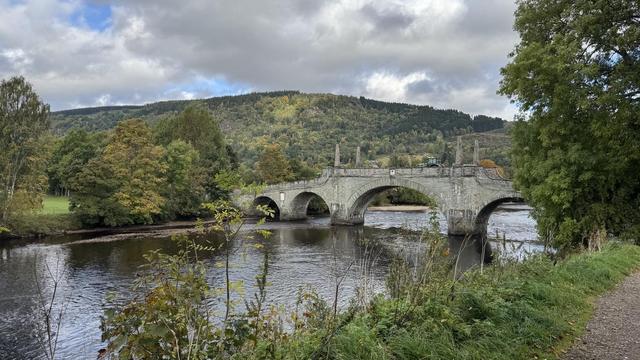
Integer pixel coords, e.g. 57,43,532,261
1,196,77,238
275,244,640,359
39,195,70,215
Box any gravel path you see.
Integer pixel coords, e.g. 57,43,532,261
563,271,640,360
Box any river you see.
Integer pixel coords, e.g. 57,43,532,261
0,205,539,359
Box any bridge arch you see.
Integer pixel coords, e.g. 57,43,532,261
344,178,446,225
289,191,331,219
253,196,281,220
474,196,526,235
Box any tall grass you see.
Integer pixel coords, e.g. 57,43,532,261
280,243,640,359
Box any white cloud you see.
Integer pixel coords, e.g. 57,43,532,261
1,48,33,69
0,0,519,119
95,94,111,106
364,71,428,103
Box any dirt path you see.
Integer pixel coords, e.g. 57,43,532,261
563,271,640,360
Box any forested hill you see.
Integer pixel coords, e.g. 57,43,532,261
50,91,505,167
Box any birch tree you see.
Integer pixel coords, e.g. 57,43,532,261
0,76,50,223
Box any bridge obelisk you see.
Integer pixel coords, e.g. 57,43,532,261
455,136,463,165
355,146,361,167
473,140,480,165
334,144,341,167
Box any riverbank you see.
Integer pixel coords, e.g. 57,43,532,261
268,243,640,359
2,204,432,240
367,205,431,212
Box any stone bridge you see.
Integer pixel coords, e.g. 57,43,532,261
233,165,523,236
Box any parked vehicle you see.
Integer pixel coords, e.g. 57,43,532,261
417,156,441,168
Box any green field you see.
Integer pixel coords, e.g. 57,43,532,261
40,196,70,215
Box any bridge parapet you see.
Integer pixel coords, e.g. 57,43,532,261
263,169,332,191
235,165,524,237
262,166,487,192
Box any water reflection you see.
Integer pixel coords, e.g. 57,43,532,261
0,206,539,359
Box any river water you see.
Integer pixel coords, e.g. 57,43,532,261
0,206,539,359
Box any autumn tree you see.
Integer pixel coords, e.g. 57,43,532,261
71,120,166,226
479,159,506,177
0,76,50,224
256,144,292,184
500,0,640,248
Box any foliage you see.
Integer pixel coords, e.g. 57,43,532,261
213,170,244,195
101,209,640,359
101,235,216,358
285,243,640,360
47,129,104,196
101,199,281,359
70,119,166,226
472,115,505,132
50,105,243,226
387,153,411,168
500,0,640,249
3,213,79,237
162,140,206,218
289,157,319,181
154,103,232,197
386,213,450,301
50,92,507,171
0,76,50,226
256,143,292,184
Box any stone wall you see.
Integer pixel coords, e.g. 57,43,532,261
233,165,522,236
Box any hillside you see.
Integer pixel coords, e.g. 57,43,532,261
50,91,508,168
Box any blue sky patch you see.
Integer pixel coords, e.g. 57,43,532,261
167,77,252,99
69,2,112,32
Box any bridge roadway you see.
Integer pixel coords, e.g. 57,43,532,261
233,166,523,236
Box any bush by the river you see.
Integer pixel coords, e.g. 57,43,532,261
2,213,80,238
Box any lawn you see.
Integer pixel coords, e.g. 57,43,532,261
40,195,70,215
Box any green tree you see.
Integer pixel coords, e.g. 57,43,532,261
0,76,50,224
47,129,104,196
71,120,166,226
472,115,504,132
289,158,318,181
256,144,292,184
388,153,410,168
155,104,231,196
162,140,205,218
500,0,640,248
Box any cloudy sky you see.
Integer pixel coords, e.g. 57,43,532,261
0,0,519,119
